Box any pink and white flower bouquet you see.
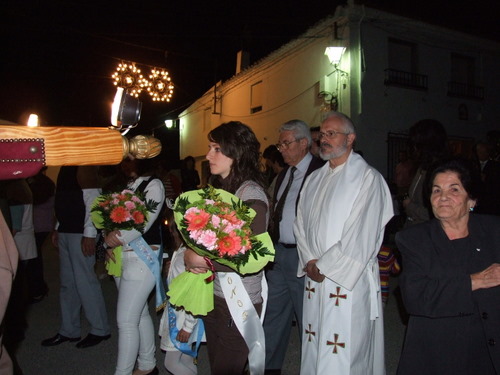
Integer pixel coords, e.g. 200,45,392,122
91,189,159,233
91,189,159,276
167,185,275,315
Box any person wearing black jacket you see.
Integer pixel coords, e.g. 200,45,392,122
397,158,500,374
42,166,111,349
263,120,324,374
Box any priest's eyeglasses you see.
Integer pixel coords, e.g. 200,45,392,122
276,139,300,151
318,130,349,139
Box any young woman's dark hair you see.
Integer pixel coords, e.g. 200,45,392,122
207,121,265,193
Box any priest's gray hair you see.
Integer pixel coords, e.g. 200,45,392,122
279,119,312,147
322,111,356,135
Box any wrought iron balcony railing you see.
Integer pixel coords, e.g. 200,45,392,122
384,69,428,90
447,81,484,100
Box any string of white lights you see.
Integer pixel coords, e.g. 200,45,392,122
112,61,174,102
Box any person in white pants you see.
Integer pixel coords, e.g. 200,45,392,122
105,157,165,375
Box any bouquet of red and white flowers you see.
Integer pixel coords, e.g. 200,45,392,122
167,185,275,315
91,189,159,233
91,189,159,276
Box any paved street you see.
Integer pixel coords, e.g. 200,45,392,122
12,241,406,375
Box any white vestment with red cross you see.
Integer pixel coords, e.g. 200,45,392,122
294,151,393,375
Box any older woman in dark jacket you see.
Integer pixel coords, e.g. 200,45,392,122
397,158,500,375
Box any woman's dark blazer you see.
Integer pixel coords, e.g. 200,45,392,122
396,214,500,375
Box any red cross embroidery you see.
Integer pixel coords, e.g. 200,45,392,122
305,324,316,342
326,333,345,354
305,281,315,299
329,286,347,306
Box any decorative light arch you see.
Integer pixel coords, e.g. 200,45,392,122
111,61,174,102
112,63,148,98
147,68,174,102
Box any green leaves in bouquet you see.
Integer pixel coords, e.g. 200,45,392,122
173,185,274,273
91,189,160,234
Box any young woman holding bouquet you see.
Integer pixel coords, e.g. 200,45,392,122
185,121,269,375
104,157,165,375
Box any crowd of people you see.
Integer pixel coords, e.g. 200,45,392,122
1,112,499,375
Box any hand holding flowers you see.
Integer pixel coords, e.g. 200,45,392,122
183,249,211,274
104,230,124,248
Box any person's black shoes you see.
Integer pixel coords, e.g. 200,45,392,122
41,333,80,347
138,367,159,375
30,291,48,304
41,333,111,348
264,370,282,375
75,333,111,349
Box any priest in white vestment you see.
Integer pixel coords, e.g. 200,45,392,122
294,111,393,375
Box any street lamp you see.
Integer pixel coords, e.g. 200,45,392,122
164,119,174,129
325,46,346,67
110,87,142,135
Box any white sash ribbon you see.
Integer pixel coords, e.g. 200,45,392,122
218,272,267,375
129,236,166,310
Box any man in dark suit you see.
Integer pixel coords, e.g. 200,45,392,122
41,166,111,349
263,119,324,374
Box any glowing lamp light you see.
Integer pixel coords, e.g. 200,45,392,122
27,113,39,127
110,87,142,135
111,60,175,103
147,69,174,102
112,63,147,98
164,119,173,129
325,46,346,66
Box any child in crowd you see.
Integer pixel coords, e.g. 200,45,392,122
159,207,204,375
377,244,401,306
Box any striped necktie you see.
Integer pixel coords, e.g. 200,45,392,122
271,166,297,242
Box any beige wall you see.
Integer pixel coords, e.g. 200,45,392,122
179,4,500,177
179,17,348,168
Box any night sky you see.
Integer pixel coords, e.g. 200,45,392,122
1,0,497,131
0,1,342,129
